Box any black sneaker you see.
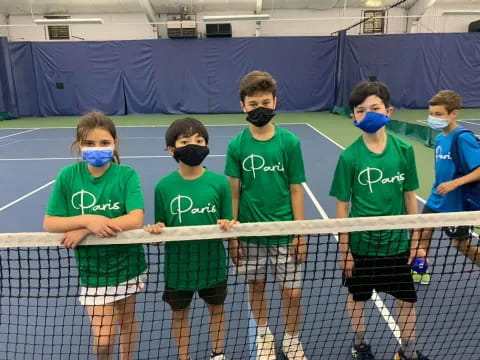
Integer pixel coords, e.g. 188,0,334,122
351,343,375,360
394,349,429,360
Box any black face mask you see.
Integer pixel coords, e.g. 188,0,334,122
246,107,276,127
173,144,209,166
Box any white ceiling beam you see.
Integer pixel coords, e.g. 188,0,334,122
138,0,159,23
256,0,262,13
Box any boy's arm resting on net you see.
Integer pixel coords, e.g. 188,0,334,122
227,176,243,265
290,183,306,264
403,190,426,260
336,200,353,278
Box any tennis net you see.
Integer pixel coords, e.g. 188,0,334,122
0,211,479,360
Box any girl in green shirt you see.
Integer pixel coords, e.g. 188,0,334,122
44,112,147,360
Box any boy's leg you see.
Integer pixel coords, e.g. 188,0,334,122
172,307,191,360
115,295,138,360
206,304,226,355
347,294,366,339
280,286,302,336
200,282,228,356
396,300,417,356
450,226,480,266
379,252,425,359
235,242,270,328
343,254,376,359
248,279,269,328
270,245,306,359
163,287,195,360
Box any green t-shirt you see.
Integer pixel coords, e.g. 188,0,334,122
155,169,233,291
46,162,147,287
224,126,306,245
329,134,419,256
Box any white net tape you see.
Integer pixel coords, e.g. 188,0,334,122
1,211,479,248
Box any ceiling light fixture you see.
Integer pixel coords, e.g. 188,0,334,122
202,14,270,22
34,18,104,25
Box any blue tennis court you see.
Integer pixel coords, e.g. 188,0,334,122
0,123,478,359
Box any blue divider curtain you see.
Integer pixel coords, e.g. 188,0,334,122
338,33,480,109
0,37,19,118
6,33,480,117
9,37,337,117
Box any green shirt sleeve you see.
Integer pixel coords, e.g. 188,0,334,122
329,152,353,202
287,137,306,184
46,169,68,216
220,178,233,220
403,146,419,192
154,183,167,224
125,169,144,212
224,141,240,178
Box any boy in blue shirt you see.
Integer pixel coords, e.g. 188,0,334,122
423,90,480,267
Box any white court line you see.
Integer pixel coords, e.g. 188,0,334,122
0,180,55,213
0,154,226,161
0,128,39,140
458,120,480,127
302,182,402,343
0,139,23,148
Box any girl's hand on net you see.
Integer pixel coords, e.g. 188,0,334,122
83,215,122,237
60,229,90,249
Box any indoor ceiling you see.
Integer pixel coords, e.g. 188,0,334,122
0,0,475,16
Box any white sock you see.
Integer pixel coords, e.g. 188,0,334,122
257,325,271,337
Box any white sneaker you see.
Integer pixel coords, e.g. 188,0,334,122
256,333,276,360
282,335,307,360
210,354,226,360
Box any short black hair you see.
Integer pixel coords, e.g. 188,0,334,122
165,117,209,148
349,81,391,110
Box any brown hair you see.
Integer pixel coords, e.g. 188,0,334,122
239,71,277,102
429,90,462,114
72,111,120,163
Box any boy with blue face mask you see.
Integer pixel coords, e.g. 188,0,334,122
422,90,480,267
330,81,429,360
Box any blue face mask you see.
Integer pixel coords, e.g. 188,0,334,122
81,147,114,167
427,115,448,130
353,111,390,133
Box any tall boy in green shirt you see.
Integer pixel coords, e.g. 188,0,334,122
225,71,307,360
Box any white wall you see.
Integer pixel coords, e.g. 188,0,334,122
5,5,476,41
0,15,7,37
408,2,480,33
190,8,407,37
7,13,156,41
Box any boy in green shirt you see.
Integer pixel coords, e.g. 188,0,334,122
225,71,307,360
145,118,235,360
329,81,429,360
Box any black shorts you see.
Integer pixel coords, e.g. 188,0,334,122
422,205,471,240
343,252,417,303
163,281,228,311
